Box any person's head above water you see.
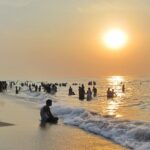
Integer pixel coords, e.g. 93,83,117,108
46,99,52,106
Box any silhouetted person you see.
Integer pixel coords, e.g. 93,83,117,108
79,84,85,100
35,85,38,92
93,86,97,97
122,84,125,92
68,86,75,96
107,88,116,98
29,84,32,92
40,99,58,125
87,88,92,101
107,88,111,98
78,86,82,100
16,86,19,94
107,89,117,98
88,81,92,85
39,86,41,92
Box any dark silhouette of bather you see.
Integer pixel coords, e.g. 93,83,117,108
40,99,58,125
79,84,85,100
68,86,75,96
93,86,97,97
107,88,117,98
122,84,125,92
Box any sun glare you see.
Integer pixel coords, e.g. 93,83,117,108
103,29,128,50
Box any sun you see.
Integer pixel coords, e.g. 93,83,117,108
103,29,128,50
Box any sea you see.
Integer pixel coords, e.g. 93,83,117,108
5,76,150,150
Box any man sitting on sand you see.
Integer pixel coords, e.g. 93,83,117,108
40,99,58,124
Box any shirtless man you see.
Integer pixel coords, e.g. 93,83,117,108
40,99,58,124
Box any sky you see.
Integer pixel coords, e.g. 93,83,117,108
0,0,150,80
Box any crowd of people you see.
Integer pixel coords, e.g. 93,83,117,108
69,82,125,100
0,80,125,100
0,81,7,92
0,80,126,126
68,84,97,101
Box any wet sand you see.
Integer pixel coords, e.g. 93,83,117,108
0,95,128,150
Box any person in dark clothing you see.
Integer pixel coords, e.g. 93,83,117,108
16,86,19,94
93,86,97,97
39,86,41,92
40,99,58,125
80,84,85,100
68,86,75,96
107,88,112,98
122,84,125,92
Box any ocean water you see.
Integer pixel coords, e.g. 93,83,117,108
5,76,150,150
54,76,150,122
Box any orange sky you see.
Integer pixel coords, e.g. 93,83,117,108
0,0,150,80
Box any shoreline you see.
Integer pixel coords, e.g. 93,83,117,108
0,94,128,150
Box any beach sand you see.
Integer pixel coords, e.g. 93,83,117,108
0,95,128,150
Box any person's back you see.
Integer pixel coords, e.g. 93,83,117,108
40,105,50,122
40,99,58,125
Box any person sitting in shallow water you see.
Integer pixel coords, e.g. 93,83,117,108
40,99,58,125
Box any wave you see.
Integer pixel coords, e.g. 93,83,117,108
5,88,150,150
52,104,150,150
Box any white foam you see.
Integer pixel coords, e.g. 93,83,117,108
51,104,150,150
5,86,150,150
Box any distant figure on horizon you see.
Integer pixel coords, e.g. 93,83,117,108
87,88,92,101
40,99,58,125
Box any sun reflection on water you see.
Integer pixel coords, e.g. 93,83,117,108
107,76,125,86
106,76,125,118
106,100,122,118
107,76,125,95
